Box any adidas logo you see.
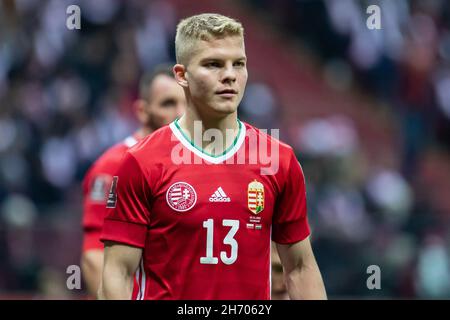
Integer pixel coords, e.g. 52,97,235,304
209,187,231,202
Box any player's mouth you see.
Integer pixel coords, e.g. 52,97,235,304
216,89,237,98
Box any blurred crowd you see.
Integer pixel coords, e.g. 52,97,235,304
0,0,449,298
246,0,450,298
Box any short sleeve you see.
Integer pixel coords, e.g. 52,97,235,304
82,169,112,252
83,229,103,252
100,152,151,248
272,150,310,244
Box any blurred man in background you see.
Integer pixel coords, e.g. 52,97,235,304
81,65,186,297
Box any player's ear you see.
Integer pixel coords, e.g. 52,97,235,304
173,64,188,88
134,99,150,124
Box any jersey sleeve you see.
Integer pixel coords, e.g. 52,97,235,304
82,167,112,252
100,152,151,248
272,149,310,244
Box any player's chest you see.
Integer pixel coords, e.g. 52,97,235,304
148,165,278,230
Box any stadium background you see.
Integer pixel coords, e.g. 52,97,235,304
0,0,450,299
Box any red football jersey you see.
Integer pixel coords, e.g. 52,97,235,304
82,136,139,252
101,120,310,300
82,135,143,300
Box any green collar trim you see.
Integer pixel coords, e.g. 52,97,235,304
174,118,243,158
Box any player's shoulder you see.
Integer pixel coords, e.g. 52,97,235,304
94,140,130,168
243,121,296,159
82,139,131,188
244,122,302,182
87,134,139,175
126,125,173,161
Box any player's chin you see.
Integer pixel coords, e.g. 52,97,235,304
213,104,238,115
212,99,239,114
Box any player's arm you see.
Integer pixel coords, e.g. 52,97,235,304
81,250,103,296
81,169,113,296
273,149,326,299
98,241,142,300
276,236,327,300
98,152,151,299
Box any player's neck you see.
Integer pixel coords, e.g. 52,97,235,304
177,108,240,156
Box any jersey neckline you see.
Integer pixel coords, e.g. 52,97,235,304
169,118,246,164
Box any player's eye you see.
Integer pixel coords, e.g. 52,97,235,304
161,99,176,108
204,62,221,68
234,61,245,67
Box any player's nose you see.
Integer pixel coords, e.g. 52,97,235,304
221,64,237,83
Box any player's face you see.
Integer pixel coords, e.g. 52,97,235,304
185,36,248,117
146,75,186,129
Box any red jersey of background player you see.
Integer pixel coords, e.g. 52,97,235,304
82,135,142,299
82,135,139,252
101,120,310,300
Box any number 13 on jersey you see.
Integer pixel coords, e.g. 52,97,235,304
200,219,239,265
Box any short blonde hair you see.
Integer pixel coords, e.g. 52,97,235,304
175,13,244,65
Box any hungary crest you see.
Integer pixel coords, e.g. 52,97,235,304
248,180,264,214
166,182,197,212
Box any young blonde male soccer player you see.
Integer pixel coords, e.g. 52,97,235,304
99,13,327,300
81,66,185,297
